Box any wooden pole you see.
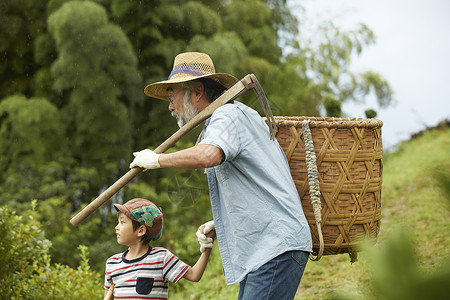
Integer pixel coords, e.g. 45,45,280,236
104,283,115,300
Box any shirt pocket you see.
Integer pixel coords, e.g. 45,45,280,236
136,277,154,295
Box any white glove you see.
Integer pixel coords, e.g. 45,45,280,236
196,229,213,253
129,149,161,169
196,221,215,253
203,220,215,235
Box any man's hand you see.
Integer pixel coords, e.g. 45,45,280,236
202,221,215,236
129,149,161,169
196,221,216,253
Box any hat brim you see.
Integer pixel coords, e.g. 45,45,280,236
144,73,239,101
114,203,134,221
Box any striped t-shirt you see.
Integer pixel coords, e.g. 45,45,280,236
104,247,190,299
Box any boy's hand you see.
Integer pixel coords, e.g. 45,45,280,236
196,221,216,253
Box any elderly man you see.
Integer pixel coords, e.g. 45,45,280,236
130,52,312,300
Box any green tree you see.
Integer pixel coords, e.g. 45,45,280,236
0,95,64,178
224,0,282,64
0,0,48,99
47,0,142,173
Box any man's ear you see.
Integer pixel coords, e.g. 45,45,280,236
192,82,204,101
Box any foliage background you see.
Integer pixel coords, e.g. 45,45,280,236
0,0,429,299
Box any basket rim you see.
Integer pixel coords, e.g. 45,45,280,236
272,116,383,129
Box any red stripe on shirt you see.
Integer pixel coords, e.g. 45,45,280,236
174,265,190,282
163,255,175,269
108,256,122,261
118,279,164,284
113,297,167,300
107,261,163,275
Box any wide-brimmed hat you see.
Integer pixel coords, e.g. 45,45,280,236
114,198,163,241
144,52,239,101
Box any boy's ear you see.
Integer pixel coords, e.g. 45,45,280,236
137,225,147,237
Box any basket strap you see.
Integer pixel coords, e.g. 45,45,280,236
302,120,324,261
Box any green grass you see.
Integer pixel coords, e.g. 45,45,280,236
172,126,450,299
298,127,450,299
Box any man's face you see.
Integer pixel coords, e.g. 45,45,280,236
167,83,199,128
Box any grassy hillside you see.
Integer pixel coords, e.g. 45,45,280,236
296,125,450,299
173,125,450,299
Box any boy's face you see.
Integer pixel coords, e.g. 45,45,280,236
115,212,141,247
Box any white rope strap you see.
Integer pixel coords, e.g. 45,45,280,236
302,120,324,261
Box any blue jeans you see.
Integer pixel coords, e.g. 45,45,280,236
238,250,309,300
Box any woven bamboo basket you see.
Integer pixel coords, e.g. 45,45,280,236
272,116,383,261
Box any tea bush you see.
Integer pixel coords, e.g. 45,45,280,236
0,202,102,300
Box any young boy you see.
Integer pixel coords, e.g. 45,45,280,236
104,198,215,299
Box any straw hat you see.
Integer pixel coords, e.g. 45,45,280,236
144,52,239,100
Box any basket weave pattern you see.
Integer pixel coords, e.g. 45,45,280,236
274,117,383,256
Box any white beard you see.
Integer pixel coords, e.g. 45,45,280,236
171,90,199,128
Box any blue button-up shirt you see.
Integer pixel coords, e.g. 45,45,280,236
199,101,312,285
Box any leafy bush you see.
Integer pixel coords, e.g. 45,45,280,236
323,94,342,117
0,202,102,300
364,109,377,118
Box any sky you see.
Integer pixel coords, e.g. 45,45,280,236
295,0,450,150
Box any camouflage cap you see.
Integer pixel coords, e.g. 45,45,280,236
114,198,163,241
